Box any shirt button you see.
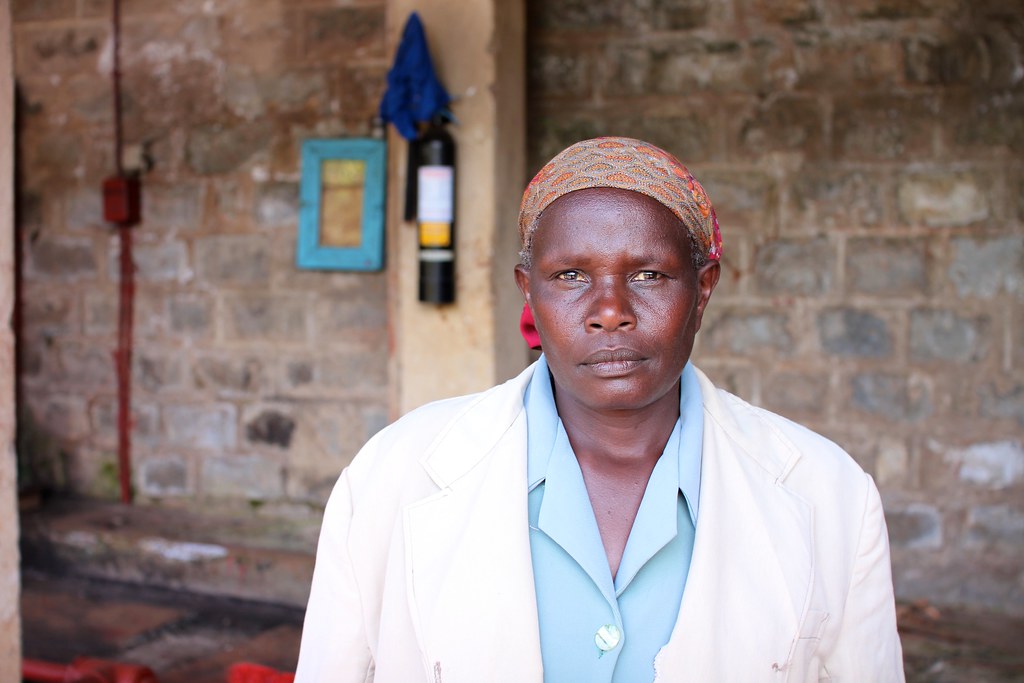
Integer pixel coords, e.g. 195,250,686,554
595,624,621,652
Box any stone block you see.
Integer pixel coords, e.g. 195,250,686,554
845,238,927,295
109,238,190,284
886,503,942,550
697,171,776,234
965,505,1024,550
168,294,212,337
133,351,187,393
253,183,299,227
16,25,105,74
163,403,237,451
749,0,817,23
301,6,385,62
195,235,271,285
65,186,105,231
314,285,388,345
187,122,273,175
334,64,388,124
225,69,327,120
139,456,190,496
223,294,309,344
753,238,833,295
285,361,314,389
948,236,1023,299
201,454,284,500
833,95,937,161
909,309,990,363
905,22,1024,89
143,183,203,231
948,93,1024,154
789,167,884,230
737,96,825,159
22,289,76,335
979,382,1024,426
193,356,262,394
945,440,1024,490
874,436,910,487
652,0,711,29
31,395,90,440
245,408,297,450
792,34,902,91
12,0,75,22
528,47,594,100
28,237,98,280
316,352,389,395
701,309,792,355
761,371,828,417
850,372,930,421
529,0,644,30
57,341,115,389
897,172,990,228
818,308,892,358
842,0,959,19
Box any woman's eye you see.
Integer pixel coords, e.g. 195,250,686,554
556,270,582,281
633,271,661,281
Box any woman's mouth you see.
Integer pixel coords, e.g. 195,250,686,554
581,349,646,376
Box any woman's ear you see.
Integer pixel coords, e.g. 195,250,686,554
514,263,531,302
694,260,720,332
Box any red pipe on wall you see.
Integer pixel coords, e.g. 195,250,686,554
110,0,135,504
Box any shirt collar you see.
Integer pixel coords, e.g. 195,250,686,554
524,355,704,525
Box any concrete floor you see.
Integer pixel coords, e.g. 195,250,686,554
21,571,303,682
21,570,1024,682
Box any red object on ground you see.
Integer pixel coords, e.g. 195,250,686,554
227,663,295,683
23,657,158,683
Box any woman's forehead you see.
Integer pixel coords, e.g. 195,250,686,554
533,188,694,256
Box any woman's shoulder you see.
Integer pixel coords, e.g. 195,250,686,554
344,362,537,490
694,366,870,492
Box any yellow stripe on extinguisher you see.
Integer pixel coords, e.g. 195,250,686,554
419,222,452,248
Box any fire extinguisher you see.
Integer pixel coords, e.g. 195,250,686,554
415,114,455,304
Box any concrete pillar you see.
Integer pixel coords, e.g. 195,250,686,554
0,0,22,676
384,0,528,416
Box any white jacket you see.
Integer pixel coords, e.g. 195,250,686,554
296,362,904,682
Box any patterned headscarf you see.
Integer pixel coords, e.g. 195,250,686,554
518,137,723,266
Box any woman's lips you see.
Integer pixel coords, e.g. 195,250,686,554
581,349,646,376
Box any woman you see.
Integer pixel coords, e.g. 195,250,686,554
295,137,904,682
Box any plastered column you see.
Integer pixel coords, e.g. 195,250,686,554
0,0,22,676
385,0,527,416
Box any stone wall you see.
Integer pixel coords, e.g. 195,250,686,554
2,0,22,675
13,0,390,509
528,0,1023,612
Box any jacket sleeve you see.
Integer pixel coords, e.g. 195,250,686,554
825,474,905,681
294,469,374,683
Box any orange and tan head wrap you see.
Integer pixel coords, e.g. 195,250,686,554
518,136,723,267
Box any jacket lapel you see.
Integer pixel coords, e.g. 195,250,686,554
655,370,815,681
403,367,544,681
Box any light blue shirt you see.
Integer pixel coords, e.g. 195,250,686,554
525,356,703,682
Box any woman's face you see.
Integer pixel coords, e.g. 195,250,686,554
515,187,719,415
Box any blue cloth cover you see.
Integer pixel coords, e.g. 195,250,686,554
379,12,451,140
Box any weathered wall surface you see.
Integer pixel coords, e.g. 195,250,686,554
12,0,390,509
1,0,23,676
528,0,1023,612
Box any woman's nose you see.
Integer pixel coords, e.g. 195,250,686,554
586,280,636,332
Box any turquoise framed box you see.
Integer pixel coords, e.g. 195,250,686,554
297,138,386,271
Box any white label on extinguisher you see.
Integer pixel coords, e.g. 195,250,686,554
418,165,454,222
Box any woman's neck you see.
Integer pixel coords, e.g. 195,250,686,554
553,381,681,470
